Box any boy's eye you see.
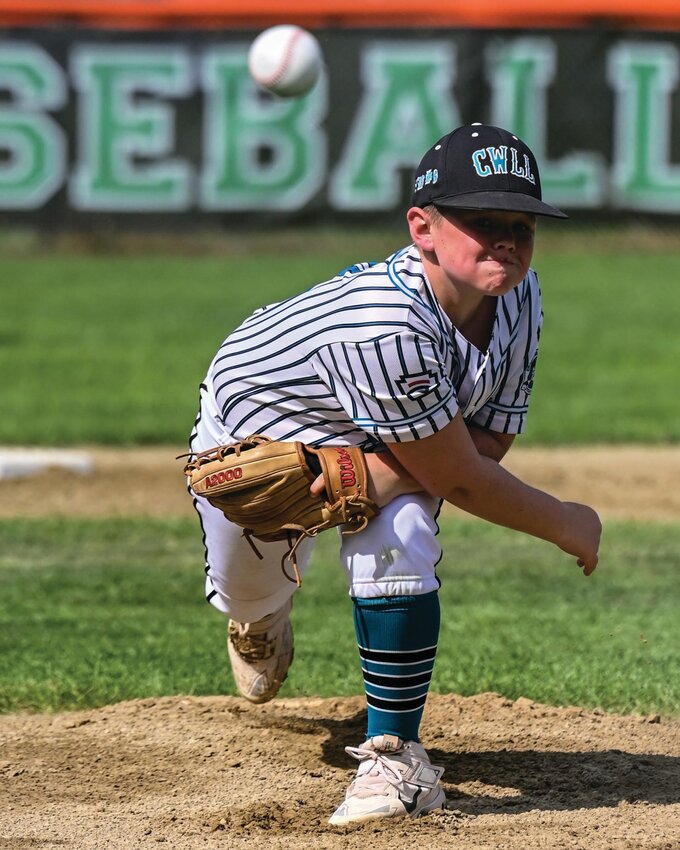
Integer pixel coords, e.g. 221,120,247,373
479,218,534,235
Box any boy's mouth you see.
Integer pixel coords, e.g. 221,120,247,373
486,254,516,267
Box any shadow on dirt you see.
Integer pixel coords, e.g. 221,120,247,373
433,747,680,814
294,709,680,816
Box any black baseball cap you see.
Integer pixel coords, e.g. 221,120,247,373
411,123,567,219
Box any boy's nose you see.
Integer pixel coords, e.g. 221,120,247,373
492,228,516,249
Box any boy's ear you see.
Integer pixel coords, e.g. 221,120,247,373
407,206,436,252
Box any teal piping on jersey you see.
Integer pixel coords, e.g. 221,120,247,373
386,247,439,316
352,391,457,429
334,261,378,277
386,247,456,374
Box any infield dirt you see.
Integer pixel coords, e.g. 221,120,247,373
1,446,679,849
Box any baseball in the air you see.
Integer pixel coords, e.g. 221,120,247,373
247,25,322,98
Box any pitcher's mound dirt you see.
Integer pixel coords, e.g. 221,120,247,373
1,447,679,849
1,693,679,850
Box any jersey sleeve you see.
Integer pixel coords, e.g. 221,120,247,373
309,332,458,442
469,279,543,435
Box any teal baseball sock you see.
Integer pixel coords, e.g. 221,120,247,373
352,591,440,743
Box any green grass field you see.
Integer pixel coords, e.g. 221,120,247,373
2,228,680,445
1,516,678,716
2,228,678,719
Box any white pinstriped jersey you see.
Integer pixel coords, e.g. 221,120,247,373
201,245,542,450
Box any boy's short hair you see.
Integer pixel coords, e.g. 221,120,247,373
422,204,443,225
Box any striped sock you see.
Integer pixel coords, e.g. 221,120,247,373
352,591,440,743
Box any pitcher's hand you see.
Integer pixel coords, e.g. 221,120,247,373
310,450,424,507
557,502,602,576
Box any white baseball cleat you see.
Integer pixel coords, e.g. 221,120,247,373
328,734,446,825
227,598,293,704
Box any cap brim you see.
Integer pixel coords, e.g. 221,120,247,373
431,191,568,219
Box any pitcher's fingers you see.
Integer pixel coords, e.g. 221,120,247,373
310,473,325,497
582,557,598,577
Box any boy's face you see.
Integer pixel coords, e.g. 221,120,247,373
425,208,536,296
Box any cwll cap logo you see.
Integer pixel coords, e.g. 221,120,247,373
471,145,536,185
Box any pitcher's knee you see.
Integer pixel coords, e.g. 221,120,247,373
340,494,441,598
205,575,296,624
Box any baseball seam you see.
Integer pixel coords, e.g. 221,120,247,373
256,27,304,87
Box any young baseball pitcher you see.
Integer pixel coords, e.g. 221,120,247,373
188,124,602,824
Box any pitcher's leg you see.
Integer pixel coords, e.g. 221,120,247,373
195,494,314,622
340,493,442,600
330,495,446,824
352,591,440,741
193,494,315,702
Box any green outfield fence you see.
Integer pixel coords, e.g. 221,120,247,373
1,1,680,229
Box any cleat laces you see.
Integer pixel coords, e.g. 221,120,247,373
343,744,443,801
228,624,276,662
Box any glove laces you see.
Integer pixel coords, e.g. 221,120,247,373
242,500,371,589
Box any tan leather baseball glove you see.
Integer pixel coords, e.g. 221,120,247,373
182,435,380,585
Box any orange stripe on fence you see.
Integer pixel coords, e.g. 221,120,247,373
0,0,679,28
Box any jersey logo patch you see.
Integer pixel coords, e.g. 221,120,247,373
520,352,538,393
396,369,440,400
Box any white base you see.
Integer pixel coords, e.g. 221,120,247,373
0,448,94,480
